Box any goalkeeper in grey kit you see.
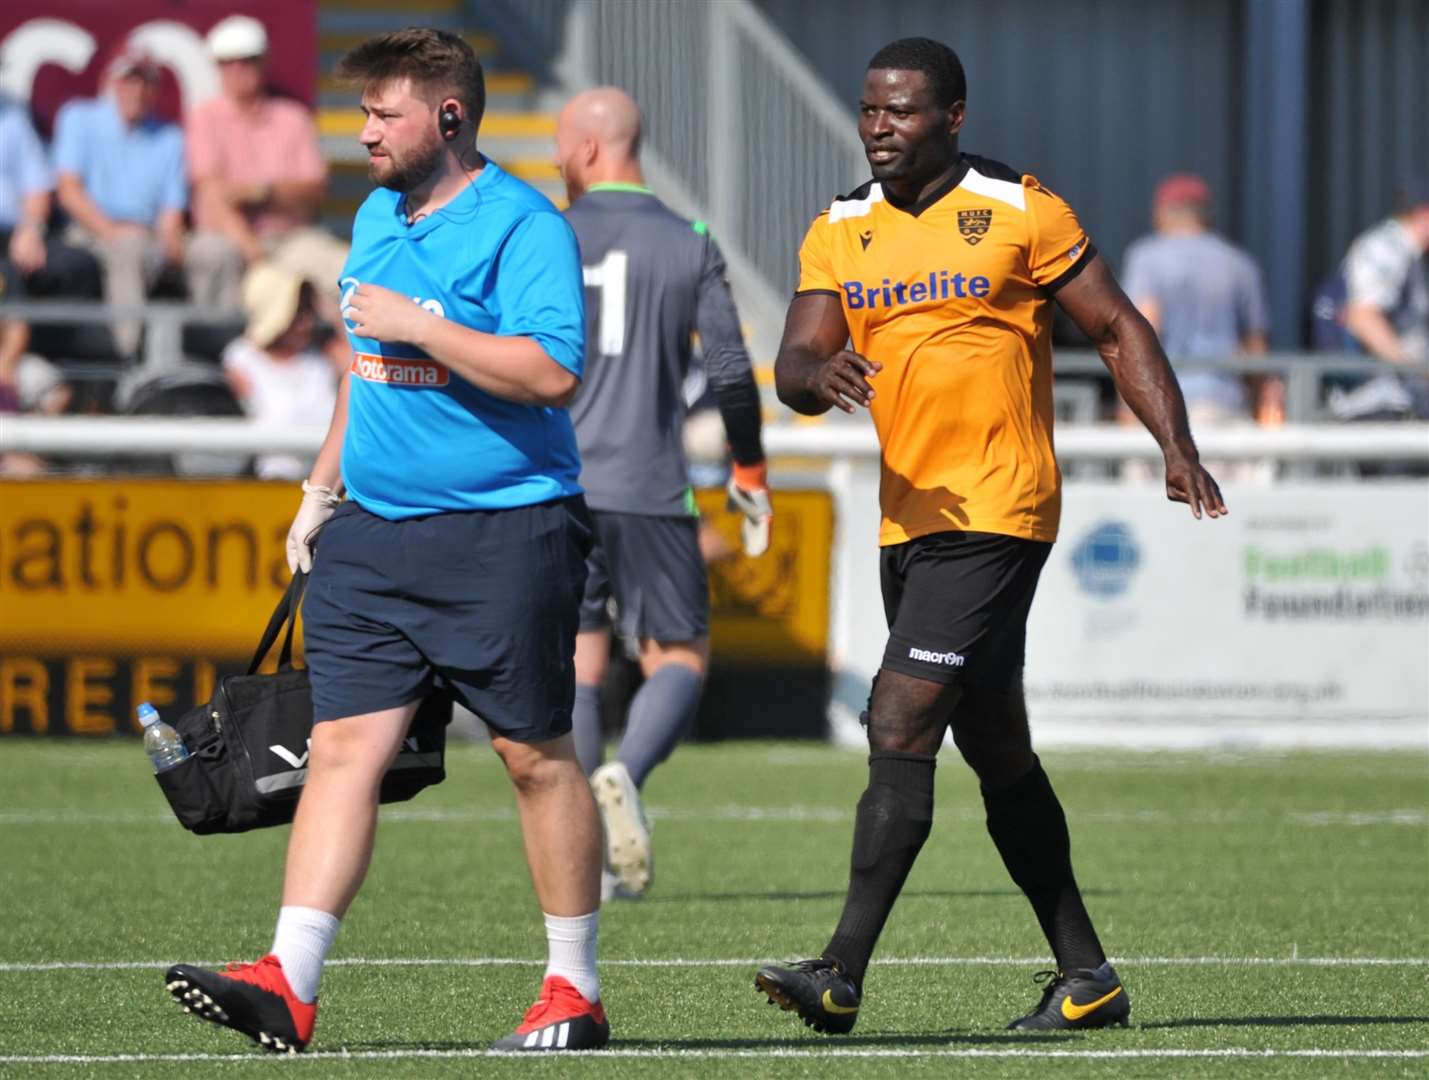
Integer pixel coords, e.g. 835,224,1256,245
555,87,770,898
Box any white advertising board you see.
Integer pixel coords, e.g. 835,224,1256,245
827,475,1429,749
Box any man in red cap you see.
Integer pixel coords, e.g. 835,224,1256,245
1121,173,1275,427
53,43,188,357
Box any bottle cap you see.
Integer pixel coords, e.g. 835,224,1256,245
137,703,160,727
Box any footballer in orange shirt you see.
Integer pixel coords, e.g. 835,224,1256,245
755,37,1225,1036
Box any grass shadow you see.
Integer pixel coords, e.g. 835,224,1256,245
643,888,1122,905
614,1032,1079,1049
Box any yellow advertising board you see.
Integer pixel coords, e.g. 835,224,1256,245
1,480,299,655
693,487,833,664
1,480,833,734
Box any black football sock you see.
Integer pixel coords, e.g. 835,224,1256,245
982,756,1107,971
822,751,936,991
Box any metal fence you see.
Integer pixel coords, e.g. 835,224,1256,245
5,414,1427,465
494,0,866,358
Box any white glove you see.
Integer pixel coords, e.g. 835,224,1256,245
726,462,773,557
286,480,342,574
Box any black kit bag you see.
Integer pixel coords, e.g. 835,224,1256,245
154,571,451,834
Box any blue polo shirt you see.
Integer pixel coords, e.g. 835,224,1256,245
338,159,586,519
52,97,186,225
0,98,52,230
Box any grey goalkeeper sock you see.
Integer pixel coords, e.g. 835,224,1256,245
615,664,704,788
572,682,604,777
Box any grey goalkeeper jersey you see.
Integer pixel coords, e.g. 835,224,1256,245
564,185,763,516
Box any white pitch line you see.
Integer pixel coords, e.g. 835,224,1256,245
2,955,1425,973
1,805,1425,826
2,1049,1428,1064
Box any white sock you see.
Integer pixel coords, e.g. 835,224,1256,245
544,911,599,1003
271,906,340,1004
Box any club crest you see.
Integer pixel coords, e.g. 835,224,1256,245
958,208,993,245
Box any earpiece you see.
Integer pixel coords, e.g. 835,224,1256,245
438,102,461,141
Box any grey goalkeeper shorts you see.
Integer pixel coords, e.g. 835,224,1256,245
579,509,709,643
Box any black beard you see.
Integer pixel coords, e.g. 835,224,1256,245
373,139,445,193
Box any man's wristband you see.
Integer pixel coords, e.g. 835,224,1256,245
731,460,768,492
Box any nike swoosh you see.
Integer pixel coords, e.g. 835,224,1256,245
1061,985,1123,1021
821,989,859,1016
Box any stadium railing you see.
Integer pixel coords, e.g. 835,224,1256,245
0,299,243,374
1052,350,1428,423
3,293,1423,419
5,415,1426,465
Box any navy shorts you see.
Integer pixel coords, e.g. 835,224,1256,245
880,530,1051,692
303,497,593,741
578,510,709,643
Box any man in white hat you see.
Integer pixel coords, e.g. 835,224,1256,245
221,261,344,481
186,15,348,318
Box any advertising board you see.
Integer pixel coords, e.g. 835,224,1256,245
0,480,834,736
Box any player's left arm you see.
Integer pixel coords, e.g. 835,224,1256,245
694,234,772,552
1055,256,1227,519
343,285,578,406
694,236,765,470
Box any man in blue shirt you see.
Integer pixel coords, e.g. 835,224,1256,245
163,30,608,1055
0,89,103,361
53,45,187,356
0,93,54,281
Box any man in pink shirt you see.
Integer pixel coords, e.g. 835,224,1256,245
185,15,348,315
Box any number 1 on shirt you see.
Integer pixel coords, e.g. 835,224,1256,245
583,249,628,357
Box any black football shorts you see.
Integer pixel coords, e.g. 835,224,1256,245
879,529,1051,692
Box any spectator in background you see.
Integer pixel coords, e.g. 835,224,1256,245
1332,178,1429,420
53,45,187,358
0,89,105,336
1,259,72,476
222,262,342,480
1121,174,1278,425
0,91,53,286
186,16,347,315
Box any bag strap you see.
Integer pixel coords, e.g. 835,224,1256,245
248,572,308,675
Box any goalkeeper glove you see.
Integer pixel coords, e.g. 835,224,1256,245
286,480,342,574
726,460,772,557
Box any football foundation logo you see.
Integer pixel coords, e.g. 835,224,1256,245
958,207,993,245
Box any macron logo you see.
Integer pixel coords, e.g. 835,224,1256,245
908,646,966,667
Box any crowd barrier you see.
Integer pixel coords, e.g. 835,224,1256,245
2,421,1425,748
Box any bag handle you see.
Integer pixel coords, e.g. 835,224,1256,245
248,571,308,675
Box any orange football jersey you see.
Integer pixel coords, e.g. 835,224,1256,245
796,154,1094,545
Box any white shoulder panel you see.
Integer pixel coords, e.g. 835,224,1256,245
961,168,1026,211
828,183,884,223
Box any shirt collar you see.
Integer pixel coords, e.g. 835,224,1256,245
586,182,655,195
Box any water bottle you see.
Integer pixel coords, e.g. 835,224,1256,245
138,702,190,772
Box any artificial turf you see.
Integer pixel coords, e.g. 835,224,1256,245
1,739,1425,1077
